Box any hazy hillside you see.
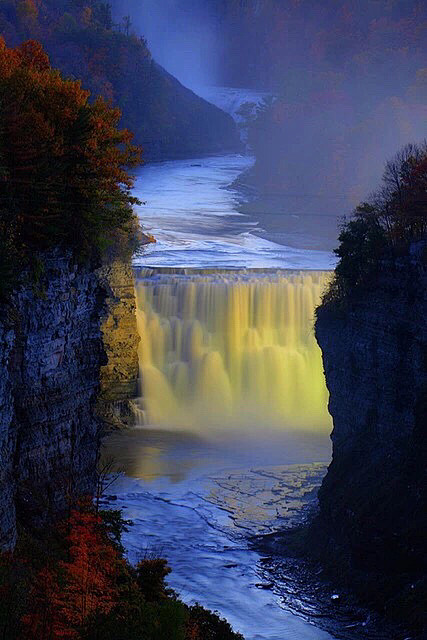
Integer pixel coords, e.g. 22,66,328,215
219,0,427,245
0,0,239,159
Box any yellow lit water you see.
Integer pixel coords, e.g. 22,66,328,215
134,270,332,432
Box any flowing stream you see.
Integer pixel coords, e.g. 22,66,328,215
102,89,373,639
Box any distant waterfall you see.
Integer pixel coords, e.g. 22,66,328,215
134,269,332,432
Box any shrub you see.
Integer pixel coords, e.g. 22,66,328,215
187,603,245,640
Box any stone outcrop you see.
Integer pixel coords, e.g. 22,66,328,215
0,252,106,547
97,260,140,429
0,251,141,548
314,251,427,631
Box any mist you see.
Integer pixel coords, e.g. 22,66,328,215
111,0,220,89
111,0,426,237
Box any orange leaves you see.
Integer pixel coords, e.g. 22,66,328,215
0,36,20,77
0,37,142,259
22,509,122,640
18,39,49,70
21,566,72,640
57,511,119,629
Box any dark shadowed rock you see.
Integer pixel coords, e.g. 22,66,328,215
120,61,242,160
0,253,104,545
313,253,427,633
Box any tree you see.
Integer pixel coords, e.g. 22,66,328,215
323,141,427,302
136,556,172,603
0,37,142,297
94,3,113,30
122,15,131,37
22,508,122,639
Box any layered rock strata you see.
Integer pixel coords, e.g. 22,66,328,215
0,253,106,547
98,260,140,429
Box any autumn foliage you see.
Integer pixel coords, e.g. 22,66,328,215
0,37,141,296
22,510,121,639
0,505,244,640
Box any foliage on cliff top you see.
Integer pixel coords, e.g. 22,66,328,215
0,0,152,101
0,0,239,160
322,141,427,303
0,502,244,640
0,37,142,298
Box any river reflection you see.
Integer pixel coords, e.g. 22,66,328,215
101,428,331,484
102,429,208,483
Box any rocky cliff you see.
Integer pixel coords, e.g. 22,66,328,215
0,316,15,548
0,251,140,549
98,260,140,429
314,251,427,631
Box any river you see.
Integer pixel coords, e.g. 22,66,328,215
102,90,377,640
132,154,335,270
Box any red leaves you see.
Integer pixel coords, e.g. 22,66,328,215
21,567,71,640
22,509,122,640
0,37,141,258
60,511,119,626
18,39,50,70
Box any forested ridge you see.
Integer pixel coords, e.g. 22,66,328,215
206,0,426,92
0,0,239,159
0,36,144,298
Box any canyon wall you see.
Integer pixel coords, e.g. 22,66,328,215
0,252,139,549
314,248,427,629
98,260,140,429
0,316,15,548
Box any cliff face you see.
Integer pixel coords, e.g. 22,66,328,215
0,253,106,547
315,254,427,628
98,260,140,429
0,318,15,548
0,252,141,548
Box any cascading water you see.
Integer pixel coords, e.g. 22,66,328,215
134,269,332,432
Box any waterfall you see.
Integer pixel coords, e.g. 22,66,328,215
134,269,332,432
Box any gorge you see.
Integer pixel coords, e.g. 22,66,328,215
0,3,425,638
